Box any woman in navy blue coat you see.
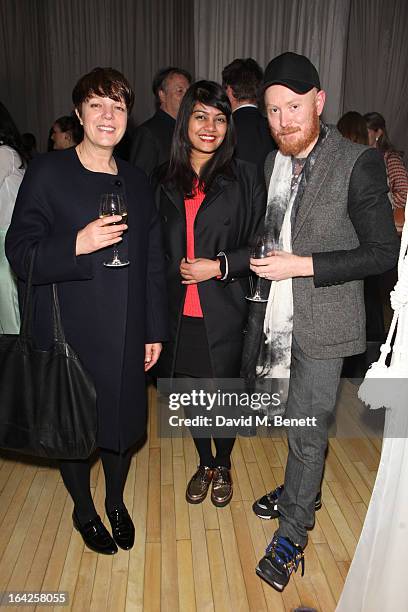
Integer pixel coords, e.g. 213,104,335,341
6,68,168,554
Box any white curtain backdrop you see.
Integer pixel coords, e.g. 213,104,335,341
194,0,351,123
343,0,408,160
0,0,194,150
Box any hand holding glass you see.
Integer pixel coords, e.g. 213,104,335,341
99,193,129,267
246,236,279,302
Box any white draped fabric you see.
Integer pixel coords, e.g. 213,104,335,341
337,206,408,611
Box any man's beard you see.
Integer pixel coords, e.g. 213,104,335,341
272,111,320,157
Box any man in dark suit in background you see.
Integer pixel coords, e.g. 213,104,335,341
222,58,275,172
130,66,192,175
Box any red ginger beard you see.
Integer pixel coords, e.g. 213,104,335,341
271,108,320,157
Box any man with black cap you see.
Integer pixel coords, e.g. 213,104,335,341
244,52,399,592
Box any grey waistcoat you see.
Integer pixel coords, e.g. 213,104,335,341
265,128,367,359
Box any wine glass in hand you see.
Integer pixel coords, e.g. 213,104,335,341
99,193,129,267
246,235,278,302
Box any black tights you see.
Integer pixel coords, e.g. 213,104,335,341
60,447,133,524
192,436,235,469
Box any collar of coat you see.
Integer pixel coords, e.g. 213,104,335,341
161,161,237,216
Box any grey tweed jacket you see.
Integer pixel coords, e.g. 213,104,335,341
264,127,399,359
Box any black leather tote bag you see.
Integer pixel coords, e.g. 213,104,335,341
0,248,97,459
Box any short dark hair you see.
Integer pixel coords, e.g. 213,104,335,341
165,80,235,196
337,111,368,145
364,112,394,153
222,58,263,101
152,66,192,104
72,67,135,113
54,114,83,145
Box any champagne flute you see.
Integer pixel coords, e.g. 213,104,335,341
99,193,129,267
246,235,278,302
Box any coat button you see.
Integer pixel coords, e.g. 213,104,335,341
165,254,171,261
162,215,168,222
224,217,231,225
115,179,122,186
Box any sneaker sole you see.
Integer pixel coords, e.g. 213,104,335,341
253,500,322,520
255,565,285,592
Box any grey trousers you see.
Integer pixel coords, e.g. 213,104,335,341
276,335,343,548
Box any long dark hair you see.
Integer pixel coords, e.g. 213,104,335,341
364,112,394,153
165,80,236,196
0,101,29,167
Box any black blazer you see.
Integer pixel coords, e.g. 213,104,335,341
155,158,266,378
233,106,275,174
129,109,175,176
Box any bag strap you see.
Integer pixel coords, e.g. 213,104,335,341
19,246,37,341
52,284,66,344
19,245,67,345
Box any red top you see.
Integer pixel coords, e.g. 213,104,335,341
183,186,205,317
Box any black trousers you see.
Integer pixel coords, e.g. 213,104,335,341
60,447,133,524
175,316,235,469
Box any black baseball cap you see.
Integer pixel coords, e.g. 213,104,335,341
262,52,321,94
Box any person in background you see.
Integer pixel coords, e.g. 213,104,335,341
364,111,408,230
0,101,29,333
21,132,39,160
6,67,168,555
50,114,83,150
222,57,275,173
337,111,368,145
155,80,265,507
129,66,192,175
337,111,385,373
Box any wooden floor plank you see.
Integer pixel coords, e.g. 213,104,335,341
125,444,149,612
206,530,230,612
188,503,214,612
217,506,250,612
25,483,67,592
177,540,196,612
7,470,59,591
0,470,47,590
161,483,179,612
230,501,267,612
146,447,161,543
143,542,161,612
71,552,98,611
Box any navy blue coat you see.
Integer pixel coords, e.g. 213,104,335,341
6,148,168,451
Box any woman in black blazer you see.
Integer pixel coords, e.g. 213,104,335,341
6,68,168,554
155,81,265,506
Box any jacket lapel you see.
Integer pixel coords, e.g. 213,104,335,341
161,183,185,216
292,129,341,242
198,174,231,216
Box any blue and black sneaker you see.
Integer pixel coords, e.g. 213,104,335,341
256,535,305,591
252,484,322,520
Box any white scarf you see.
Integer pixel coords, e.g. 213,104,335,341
256,152,299,381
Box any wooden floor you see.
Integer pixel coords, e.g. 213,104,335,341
0,381,381,612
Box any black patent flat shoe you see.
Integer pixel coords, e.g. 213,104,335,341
72,511,118,555
106,504,135,550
